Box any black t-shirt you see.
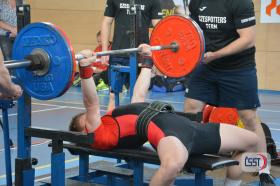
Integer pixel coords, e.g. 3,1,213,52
189,0,256,69
104,0,162,51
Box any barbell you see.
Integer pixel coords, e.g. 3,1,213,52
5,15,205,100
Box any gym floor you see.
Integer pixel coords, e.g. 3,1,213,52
0,87,279,185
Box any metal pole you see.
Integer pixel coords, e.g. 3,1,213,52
4,43,177,68
75,44,177,60
2,108,12,186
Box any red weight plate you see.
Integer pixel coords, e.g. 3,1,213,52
150,15,204,78
202,104,215,123
209,107,239,125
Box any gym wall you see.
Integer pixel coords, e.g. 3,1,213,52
253,0,280,91
25,0,280,91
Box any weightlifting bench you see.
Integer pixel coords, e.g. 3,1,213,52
22,110,238,186
60,112,237,186
23,126,239,186
59,143,238,186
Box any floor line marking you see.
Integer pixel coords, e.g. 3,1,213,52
270,128,280,131
0,140,51,152
0,157,79,180
33,100,108,108
32,102,107,112
36,95,280,113
0,106,67,117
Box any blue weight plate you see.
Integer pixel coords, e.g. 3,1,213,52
12,22,75,100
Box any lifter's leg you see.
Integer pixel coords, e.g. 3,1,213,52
238,109,268,168
150,136,188,186
219,124,258,182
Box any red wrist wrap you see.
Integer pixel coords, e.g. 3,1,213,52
79,65,94,79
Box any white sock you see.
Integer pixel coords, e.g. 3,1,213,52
224,178,242,186
259,165,270,175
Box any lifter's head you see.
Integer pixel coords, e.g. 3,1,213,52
69,112,87,132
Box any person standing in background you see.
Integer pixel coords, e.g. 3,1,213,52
100,0,162,111
0,0,17,60
184,0,275,185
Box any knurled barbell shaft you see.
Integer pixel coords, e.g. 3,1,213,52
75,44,178,61
4,43,178,69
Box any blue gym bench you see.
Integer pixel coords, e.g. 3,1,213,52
59,143,238,186
22,129,239,186
22,112,238,186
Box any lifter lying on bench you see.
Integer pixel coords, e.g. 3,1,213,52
70,46,259,186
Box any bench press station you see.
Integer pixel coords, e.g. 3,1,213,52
24,112,238,186
1,14,241,185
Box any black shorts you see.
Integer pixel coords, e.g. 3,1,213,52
151,112,221,155
189,123,221,155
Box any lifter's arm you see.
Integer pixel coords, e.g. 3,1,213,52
131,44,154,103
78,50,102,132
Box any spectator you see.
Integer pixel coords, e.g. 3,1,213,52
101,0,162,110
93,31,112,91
0,0,17,60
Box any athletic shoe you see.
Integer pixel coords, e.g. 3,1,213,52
73,74,81,87
96,79,109,91
122,85,128,93
259,173,275,186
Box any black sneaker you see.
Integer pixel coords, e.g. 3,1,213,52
259,173,275,186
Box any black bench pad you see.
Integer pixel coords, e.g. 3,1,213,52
62,143,238,170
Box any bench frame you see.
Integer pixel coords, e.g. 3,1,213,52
63,143,238,186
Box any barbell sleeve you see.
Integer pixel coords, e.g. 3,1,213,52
4,60,32,69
